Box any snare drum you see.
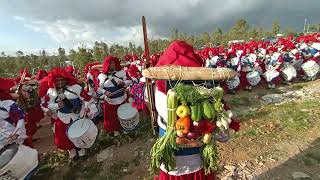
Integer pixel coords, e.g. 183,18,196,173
117,103,139,131
301,61,320,77
264,69,280,82
281,65,297,81
0,144,38,180
226,76,240,90
246,71,261,86
67,118,98,148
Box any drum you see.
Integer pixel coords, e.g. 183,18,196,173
226,76,240,90
301,61,320,77
264,69,280,82
246,71,261,86
281,65,297,81
67,118,98,148
0,144,38,180
117,103,139,131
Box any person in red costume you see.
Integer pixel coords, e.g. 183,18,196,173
65,65,77,77
0,78,15,100
34,70,48,81
154,40,216,180
97,56,132,136
9,72,44,147
43,68,92,158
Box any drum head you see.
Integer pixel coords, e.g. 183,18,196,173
117,103,138,119
68,119,91,138
302,61,316,69
247,71,258,78
0,144,18,169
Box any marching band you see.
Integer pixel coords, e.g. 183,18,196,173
0,33,319,179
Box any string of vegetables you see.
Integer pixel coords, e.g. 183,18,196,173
149,89,179,174
202,141,219,174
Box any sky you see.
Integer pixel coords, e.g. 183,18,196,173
1,0,319,55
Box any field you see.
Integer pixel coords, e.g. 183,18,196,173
30,79,320,180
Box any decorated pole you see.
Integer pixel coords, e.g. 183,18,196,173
142,16,157,135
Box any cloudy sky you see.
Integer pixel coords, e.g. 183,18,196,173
1,0,319,55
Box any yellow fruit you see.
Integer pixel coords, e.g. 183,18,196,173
203,133,212,144
176,105,191,118
177,130,187,137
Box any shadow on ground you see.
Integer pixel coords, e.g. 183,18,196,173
257,138,320,180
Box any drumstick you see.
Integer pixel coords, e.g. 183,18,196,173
80,108,88,128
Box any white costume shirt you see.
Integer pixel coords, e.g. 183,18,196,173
0,100,27,149
97,70,131,105
46,84,89,124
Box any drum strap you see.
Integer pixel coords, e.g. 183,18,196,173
0,107,7,112
103,72,124,88
0,107,14,125
63,88,78,96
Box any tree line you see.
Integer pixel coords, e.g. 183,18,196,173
1,19,319,77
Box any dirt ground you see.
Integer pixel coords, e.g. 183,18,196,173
30,79,320,180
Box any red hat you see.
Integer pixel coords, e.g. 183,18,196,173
128,64,142,78
132,54,139,61
227,49,237,59
38,76,49,98
124,54,132,61
155,40,203,94
266,47,277,54
48,68,78,88
34,70,48,81
84,62,100,75
304,35,317,43
218,46,225,56
150,54,159,66
102,56,122,73
65,65,75,74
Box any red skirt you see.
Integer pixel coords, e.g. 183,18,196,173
103,102,121,132
54,118,75,150
155,169,216,180
240,71,249,88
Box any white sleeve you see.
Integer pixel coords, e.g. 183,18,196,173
47,89,59,111
97,74,106,95
15,119,25,133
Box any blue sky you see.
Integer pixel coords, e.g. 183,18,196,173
0,0,319,55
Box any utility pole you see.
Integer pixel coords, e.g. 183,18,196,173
304,19,308,35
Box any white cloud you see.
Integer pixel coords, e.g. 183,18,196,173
14,17,161,49
2,0,320,53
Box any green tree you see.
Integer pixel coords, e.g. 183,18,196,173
211,27,223,45
16,50,24,57
229,19,250,40
201,32,211,45
272,20,280,36
284,27,295,36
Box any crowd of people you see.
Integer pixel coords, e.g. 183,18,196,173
0,32,319,179
198,33,320,93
